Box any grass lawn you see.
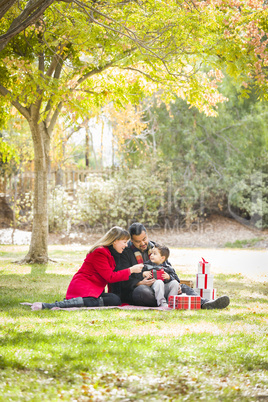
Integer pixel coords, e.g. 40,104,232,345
0,245,267,401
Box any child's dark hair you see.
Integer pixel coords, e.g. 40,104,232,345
154,243,170,261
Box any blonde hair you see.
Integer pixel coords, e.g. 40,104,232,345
88,226,130,253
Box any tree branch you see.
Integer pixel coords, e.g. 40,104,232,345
0,0,17,20
47,102,63,136
121,66,163,83
0,0,55,52
0,84,30,120
76,48,136,86
72,0,185,77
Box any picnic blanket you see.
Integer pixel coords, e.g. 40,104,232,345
20,302,171,311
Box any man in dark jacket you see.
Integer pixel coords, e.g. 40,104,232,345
110,222,158,305
111,222,230,309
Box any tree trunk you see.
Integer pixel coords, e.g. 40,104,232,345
23,120,50,264
100,118,104,169
85,127,90,168
89,129,97,168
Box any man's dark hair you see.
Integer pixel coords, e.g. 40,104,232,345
154,243,170,261
129,222,147,237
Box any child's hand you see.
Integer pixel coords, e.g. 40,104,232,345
143,271,152,279
163,272,170,280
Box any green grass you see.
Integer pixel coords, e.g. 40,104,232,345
224,237,264,248
0,245,267,401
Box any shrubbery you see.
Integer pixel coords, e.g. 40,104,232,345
8,165,268,233
45,165,268,233
48,167,165,232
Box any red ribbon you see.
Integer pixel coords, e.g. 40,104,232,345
204,274,208,289
200,257,209,274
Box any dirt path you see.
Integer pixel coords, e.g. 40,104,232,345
148,215,268,248
1,215,267,282
1,214,265,248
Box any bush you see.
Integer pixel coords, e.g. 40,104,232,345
48,168,165,232
12,170,268,233
227,171,268,229
34,168,268,233
49,186,76,233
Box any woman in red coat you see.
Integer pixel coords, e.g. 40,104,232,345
41,227,143,309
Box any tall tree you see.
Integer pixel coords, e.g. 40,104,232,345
0,0,268,262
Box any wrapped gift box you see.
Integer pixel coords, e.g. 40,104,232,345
168,294,201,310
194,288,217,300
151,268,165,280
198,257,211,274
196,273,214,289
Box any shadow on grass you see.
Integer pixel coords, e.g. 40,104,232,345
0,272,71,310
0,328,267,374
30,265,48,275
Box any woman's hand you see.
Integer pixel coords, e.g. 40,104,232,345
130,263,144,273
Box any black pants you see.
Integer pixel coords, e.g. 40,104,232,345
83,292,121,307
132,285,157,307
180,284,209,305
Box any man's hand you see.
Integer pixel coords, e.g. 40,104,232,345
178,284,182,294
130,263,144,273
143,271,152,279
136,278,155,286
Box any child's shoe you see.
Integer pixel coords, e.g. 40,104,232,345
159,301,169,310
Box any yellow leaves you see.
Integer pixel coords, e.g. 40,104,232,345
104,103,148,152
232,385,241,391
68,78,78,89
121,43,132,51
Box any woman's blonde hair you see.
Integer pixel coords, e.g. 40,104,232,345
88,226,130,253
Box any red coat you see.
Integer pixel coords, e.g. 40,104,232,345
66,246,131,299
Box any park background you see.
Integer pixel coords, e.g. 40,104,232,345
0,1,268,401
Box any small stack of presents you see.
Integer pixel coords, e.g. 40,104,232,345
168,257,216,309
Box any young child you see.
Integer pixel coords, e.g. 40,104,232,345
136,243,180,308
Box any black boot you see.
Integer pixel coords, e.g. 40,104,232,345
202,295,230,310
83,296,104,307
42,297,84,309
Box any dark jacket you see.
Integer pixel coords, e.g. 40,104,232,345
109,245,142,303
109,240,180,303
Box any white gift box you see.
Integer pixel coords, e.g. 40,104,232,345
194,288,217,300
196,273,214,289
198,262,211,274
198,258,211,274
